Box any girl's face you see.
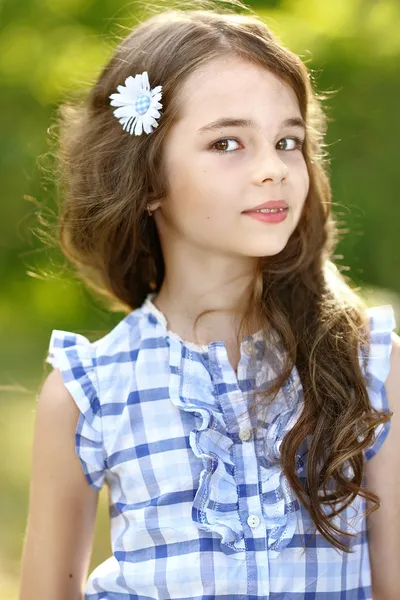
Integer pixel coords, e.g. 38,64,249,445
152,55,310,261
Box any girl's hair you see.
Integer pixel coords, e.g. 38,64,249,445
48,0,390,553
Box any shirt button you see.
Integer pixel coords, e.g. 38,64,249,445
239,428,252,441
247,514,260,528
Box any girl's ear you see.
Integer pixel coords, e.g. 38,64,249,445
145,191,163,213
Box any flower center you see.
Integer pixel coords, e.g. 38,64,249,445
135,95,151,115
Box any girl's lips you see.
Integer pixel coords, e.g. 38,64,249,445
243,208,288,223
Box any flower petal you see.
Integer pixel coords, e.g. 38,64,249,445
134,118,143,136
109,91,137,107
143,120,153,134
148,108,160,119
120,116,130,131
130,118,138,135
135,73,143,88
113,106,137,119
125,75,142,94
109,94,128,108
142,71,150,92
150,95,162,106
128,116,138,135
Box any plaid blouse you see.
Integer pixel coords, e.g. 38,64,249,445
46,293,396,599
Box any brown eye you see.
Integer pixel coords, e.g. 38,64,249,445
211,138,241,153
277,136,304,151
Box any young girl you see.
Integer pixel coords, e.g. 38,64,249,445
19,2,400,599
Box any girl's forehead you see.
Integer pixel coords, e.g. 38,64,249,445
179,58,298,126
181,58,288,98
177,63,300,131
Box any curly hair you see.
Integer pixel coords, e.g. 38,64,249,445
46,1,390,553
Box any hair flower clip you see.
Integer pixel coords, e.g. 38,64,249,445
109,71,163,136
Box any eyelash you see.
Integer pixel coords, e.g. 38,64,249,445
210,136,304,154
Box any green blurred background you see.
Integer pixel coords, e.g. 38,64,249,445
1,0,399,597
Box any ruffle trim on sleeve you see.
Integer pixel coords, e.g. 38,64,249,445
359,305,397,460
46,329,106,490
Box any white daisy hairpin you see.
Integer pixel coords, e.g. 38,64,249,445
109,71,163,136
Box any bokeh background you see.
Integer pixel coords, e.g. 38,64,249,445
1,0,400,597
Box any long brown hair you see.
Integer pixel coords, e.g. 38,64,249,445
45,0,390,552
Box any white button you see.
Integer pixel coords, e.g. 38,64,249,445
247,514,260,528
239,428,252,441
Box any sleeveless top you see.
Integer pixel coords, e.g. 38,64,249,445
46,293,396,600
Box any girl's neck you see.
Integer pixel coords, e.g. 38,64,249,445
151,293,266,347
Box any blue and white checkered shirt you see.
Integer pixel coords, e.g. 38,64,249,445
46,293,396,599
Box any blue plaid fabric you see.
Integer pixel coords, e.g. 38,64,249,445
134,94,151,115
46,294,396,599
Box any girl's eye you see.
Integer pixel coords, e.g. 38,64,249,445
277,136,304,151
210,138,241,153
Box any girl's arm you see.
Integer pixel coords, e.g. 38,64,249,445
366,332,400,600
19,369,100,600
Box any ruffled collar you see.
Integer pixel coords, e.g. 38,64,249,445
143,291,269,351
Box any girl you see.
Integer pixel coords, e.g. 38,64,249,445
19,2,400,599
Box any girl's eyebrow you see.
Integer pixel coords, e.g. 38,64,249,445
197,116,306,134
